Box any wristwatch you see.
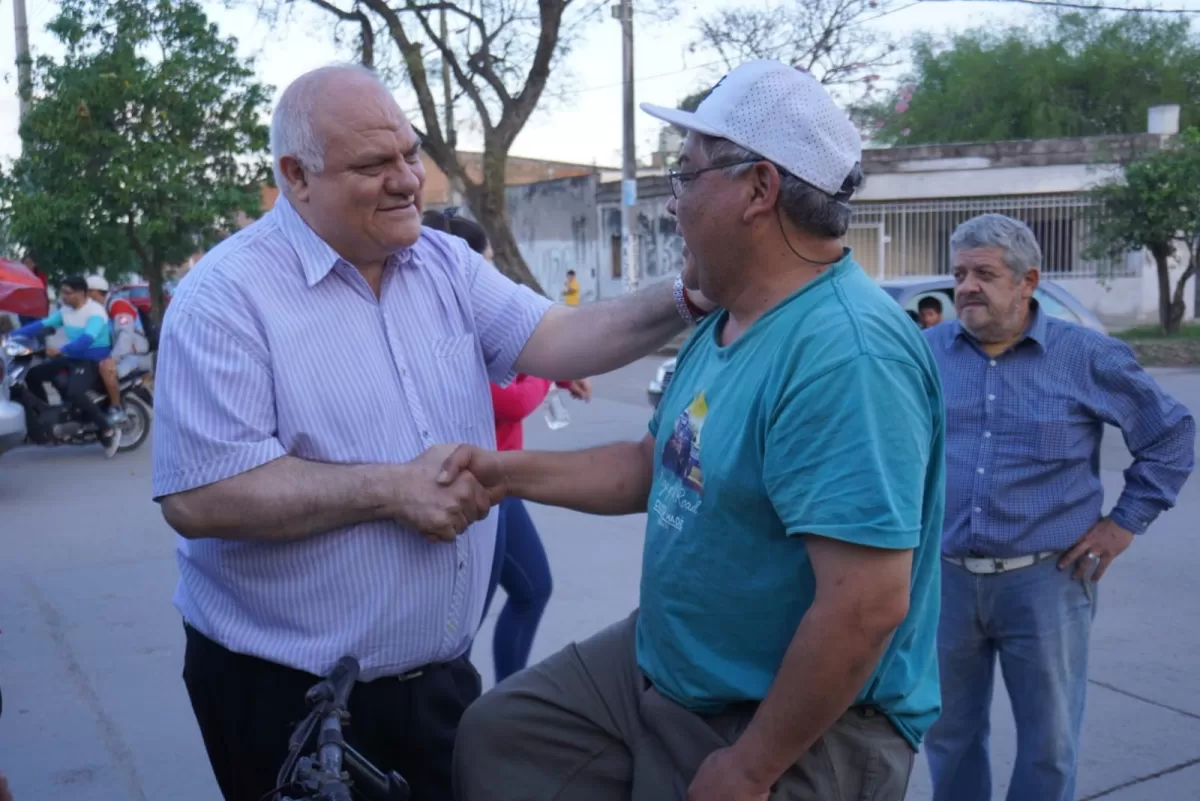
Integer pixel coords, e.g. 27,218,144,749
673,276,710,325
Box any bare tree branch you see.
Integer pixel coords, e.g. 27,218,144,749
305,0,377,65
288,0,583,292
404,0,512,112
690,0,900,100
495,0,563,147
355,0,456,146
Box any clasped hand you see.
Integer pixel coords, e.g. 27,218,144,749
395,444,506,544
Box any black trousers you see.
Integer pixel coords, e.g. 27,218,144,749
25,357,109,430
182,624,482,801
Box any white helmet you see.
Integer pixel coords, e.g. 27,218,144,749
86,275,110,293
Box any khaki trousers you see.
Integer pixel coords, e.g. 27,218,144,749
452,611,914,801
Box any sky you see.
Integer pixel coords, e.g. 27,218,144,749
0,0,1050,169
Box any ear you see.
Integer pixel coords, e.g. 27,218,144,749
742,161,780,224
279,156,311,202
1022,267,1041,297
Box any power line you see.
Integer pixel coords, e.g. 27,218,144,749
863,0,925,21
540,58,728,101
922,0,1200,13
406,0,1200,110
538,1,926,102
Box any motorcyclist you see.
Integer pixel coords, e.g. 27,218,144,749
86,275,151,424
85,276,125,423
10,275,121,457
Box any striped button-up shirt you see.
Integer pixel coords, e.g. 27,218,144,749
151,195,552,679
923,303,1195,559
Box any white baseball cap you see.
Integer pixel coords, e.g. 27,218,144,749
86,275,110,292
640,59,862,198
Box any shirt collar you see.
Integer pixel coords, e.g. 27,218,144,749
273,193,416,287
949,298,1049,354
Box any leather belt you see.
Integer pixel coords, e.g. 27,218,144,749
942,550,1059,575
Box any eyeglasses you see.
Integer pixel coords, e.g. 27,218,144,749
667,159,762,198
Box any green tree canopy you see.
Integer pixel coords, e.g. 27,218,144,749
859,12,1200,146
0,0,271,322
1088,129,1200,335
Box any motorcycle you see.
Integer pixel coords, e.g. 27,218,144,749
1,335,154,454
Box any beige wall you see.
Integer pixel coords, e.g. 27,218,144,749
173,153,603,279
421,152,602,206
247,153,601,218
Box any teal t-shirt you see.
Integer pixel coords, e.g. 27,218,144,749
638,253,946,749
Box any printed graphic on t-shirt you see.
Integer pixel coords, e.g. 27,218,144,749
652,391,708,533
662,391,706,494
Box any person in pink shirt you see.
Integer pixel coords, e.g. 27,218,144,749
423,209,590,680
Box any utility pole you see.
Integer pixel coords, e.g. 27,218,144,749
12,0,31,120
440,7,454,149
440,7,460,207
612,0,639,294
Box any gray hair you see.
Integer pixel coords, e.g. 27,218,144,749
698,135,864,239
949,213,1043,277
270,63,390,192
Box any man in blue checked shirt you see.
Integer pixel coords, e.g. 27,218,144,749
921,213,1195,801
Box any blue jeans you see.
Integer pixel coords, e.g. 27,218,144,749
925,556,1098,801
479,498,553,682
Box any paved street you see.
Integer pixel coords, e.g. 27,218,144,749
1,356,1198,801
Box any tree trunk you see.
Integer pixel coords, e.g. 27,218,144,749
1195,238,1200,322
1169,240,1198,335
124,217,168,327
147,260,167,328
1151,242,1175,335
465,149,544,296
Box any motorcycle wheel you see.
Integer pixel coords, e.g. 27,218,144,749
116,395,152,452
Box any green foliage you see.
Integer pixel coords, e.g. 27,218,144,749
1088,129,1200,334
0,0,271,320
0,216,21,261
859,12,1200,145
679,89,709,113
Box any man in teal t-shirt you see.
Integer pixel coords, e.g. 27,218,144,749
641,249,944,752
449,60,944,801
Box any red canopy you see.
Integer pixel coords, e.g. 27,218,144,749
0,259,49,319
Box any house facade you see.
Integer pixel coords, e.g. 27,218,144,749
523,130,1192,328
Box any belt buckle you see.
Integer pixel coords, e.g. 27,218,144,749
991,558,1008,574
397,668,424,682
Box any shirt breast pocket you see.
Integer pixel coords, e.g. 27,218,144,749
1009,419,1091,465
429,333,488,435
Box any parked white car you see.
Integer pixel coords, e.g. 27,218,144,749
0,338,27,456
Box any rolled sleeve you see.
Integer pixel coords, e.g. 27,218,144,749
151,309,285,499
466,252,553,386
763,354,934,550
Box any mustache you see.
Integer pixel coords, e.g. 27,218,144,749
958,294,988,306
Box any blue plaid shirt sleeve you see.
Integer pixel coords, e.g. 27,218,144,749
1085,337,1196,535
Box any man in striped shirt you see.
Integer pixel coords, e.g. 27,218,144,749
151,64,710,801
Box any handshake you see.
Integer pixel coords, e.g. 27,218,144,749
393,443,507,543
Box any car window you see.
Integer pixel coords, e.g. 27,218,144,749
888,283,1089,329
1033,288,1081,324
900,289,957,323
